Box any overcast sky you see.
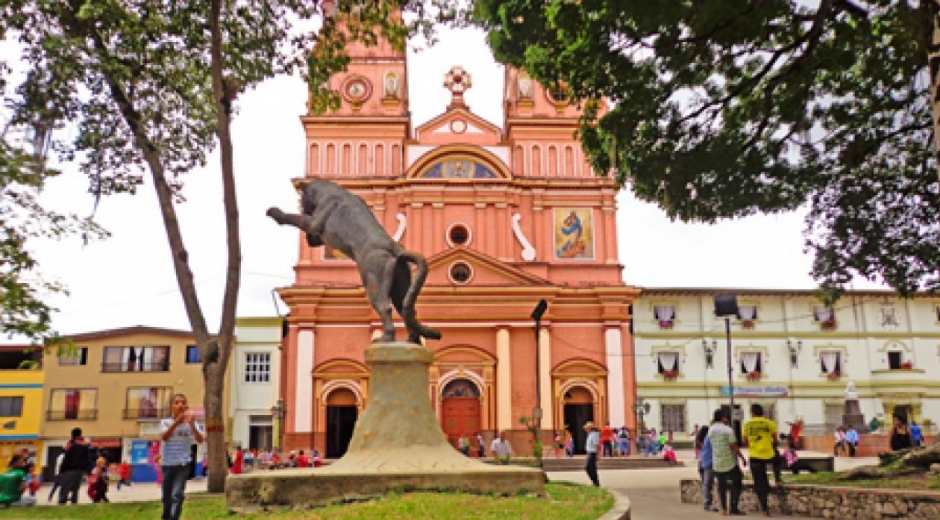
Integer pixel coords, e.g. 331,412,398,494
8,27,883,342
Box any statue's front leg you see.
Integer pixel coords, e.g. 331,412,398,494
267,207,323,246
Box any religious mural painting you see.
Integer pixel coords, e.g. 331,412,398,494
419,158,498,179
553,208,594,260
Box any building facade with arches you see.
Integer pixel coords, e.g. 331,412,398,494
273,28,639,456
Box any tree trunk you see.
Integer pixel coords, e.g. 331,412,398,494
63,1,240,495
207,0,242,493
204,343,229,492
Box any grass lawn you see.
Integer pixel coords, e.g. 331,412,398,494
785,471,940,491
0,482,613,520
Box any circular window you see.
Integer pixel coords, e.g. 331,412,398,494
446,223,472,248
449,262,473,284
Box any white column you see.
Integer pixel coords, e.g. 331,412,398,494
295,329,314,431
605,326,625,426
539,327,553,428
496,327,512,431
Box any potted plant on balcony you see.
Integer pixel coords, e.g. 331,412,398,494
662,369,679,381
820,319,837,331
827,371,842,381
900,361,913,369
741,319,755,330
747,371,762,382
658,319,674,329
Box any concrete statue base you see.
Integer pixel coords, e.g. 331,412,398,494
226,342,544,512
843,399,867,432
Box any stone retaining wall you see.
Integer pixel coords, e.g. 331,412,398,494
800,434,937,458
680,479,940,519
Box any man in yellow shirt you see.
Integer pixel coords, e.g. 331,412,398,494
743,403,778,517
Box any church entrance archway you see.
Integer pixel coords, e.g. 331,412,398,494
440,378,481,454
325,388,358,459
563,386,595,455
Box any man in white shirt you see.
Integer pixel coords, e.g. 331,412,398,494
160,393,204,520
490,431,512,464
584,421,600,486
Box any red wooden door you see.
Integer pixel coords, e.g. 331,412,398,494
441,397,480,452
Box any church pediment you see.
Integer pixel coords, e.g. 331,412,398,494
413,108,503,146
426,247,552,287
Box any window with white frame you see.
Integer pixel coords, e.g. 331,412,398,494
739,351,763,374
737,305,758,321
244,353,271,383
661,404,686,433
819,351,842,374
653,305,676,328
656,351,681,375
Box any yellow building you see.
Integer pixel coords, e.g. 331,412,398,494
40,326,207,482
0,345,44,474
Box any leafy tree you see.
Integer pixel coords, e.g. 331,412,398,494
0,0,421,491
0,138,104,343
476,0,940,296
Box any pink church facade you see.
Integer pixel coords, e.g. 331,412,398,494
277,31,639,456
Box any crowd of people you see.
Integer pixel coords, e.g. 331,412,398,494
8,392,930,517
224,446,323,475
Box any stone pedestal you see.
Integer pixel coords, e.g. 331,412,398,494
843,399,867,432
226,342,544,512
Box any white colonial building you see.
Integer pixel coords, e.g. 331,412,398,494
634,289,940,438
229,317,283,451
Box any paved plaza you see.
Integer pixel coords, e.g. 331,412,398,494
29,451,880,519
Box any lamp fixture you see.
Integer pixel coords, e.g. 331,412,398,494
787,339,802,368
702,339,717,369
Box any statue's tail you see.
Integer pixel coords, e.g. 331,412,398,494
398,250,442,341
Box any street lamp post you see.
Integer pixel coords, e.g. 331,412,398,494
632,396,651,431
270,399,285,453
714,294,739,428
531,299,548,437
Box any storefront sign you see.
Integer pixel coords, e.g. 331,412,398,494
720,386,789,397
91,437,122,449
130,440,150,464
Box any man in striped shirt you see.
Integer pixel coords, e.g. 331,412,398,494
707,409,746,516
160,394,204,520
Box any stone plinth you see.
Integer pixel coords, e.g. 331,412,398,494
226,342,544,512
844,399,867,432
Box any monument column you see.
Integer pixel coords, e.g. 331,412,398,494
295,327,315,433
496,326,513,431
538,326,553,429
605,323,626,427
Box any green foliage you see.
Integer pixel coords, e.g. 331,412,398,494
476,0,940,296
519,415,544,466
0,0,446,339
0,138,106,342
